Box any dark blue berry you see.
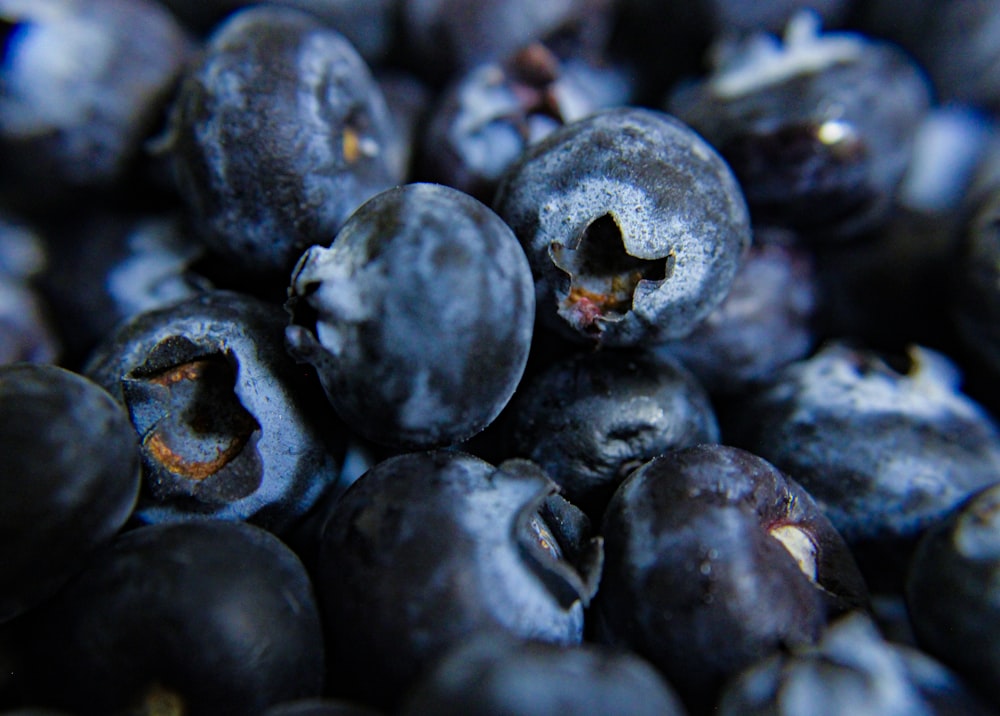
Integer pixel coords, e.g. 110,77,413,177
0,363,140,624
507,348,719,516
286,182,535,450
19,521,325,715
164,5,402,279
667,12,932,240
595,444,868,714
313,451,602,708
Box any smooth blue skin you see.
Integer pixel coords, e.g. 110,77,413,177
166,5,401,278
84,290,344,535
286,183,535,451
595,444,868,714
21,521,325,715
0,0,191,197
314,451,600,709
0,364,140,624
494,107,751,347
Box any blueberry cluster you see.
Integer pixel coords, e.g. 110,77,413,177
3,1,1000,715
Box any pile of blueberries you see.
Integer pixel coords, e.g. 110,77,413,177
4,0,1000,714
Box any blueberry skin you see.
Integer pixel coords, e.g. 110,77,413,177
717,612,996,716
724,343,1000,568
286,183,535,451
84,289,344,535
655,239,817,396
19,521,325,716
313,451,602,709
0,0,191,202
0,364,140,624
493,107,751,347
668,12,931,240
166,5,401,279
507,348,720,517
906,483,1000,709
595,444,868,714
398,633,687,716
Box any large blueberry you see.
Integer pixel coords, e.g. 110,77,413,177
84,290,345,535
0,363,140,623
286,182,535,450
725,342,1000,585
493,107,751,346
164,5,401,279
313,451,602,708
595,444,868,713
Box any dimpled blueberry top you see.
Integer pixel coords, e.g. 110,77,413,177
494,106,751,347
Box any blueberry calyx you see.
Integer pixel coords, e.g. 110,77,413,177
121,335,263,503
549,213,672,336
506,459,603,608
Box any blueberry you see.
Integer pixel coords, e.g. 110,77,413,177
654,238,818,396
0,363,140,624
507,348,719,517
667,11,932,240
724,342,1000,587
493,106,751,346
595,444,868,713
398,632,687,716
0,0,192,204
417,42,632,202
84,289,345,534
717,612,996,716
906,482,1000,709
312,451,602,708
18,520,325,715
286,182,535,450
164,5,402,279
